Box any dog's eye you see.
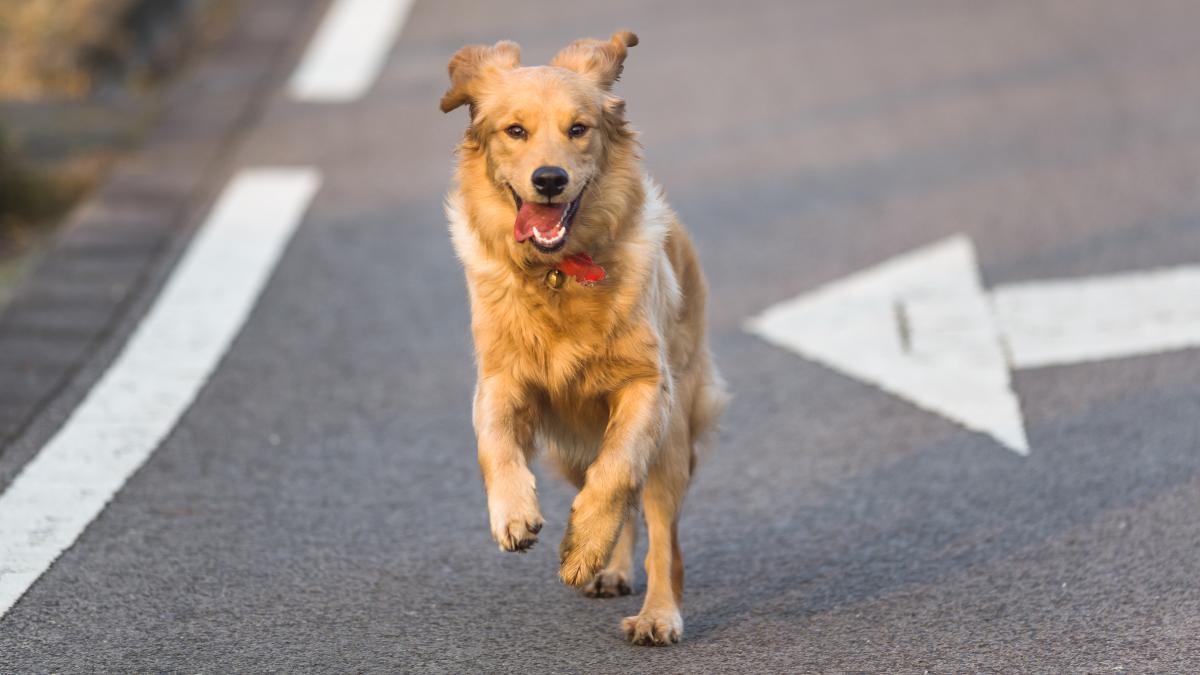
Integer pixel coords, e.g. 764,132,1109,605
504,124,527,140
568,124,588,138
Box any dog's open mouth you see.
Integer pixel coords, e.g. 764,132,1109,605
512,188,583,253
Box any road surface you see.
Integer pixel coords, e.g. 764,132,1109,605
1,0,1198,670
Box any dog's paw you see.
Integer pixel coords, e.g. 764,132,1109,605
558,490,629,587
489,500,543,553
583,570,633,598
622,608,683,646
558,542,607,587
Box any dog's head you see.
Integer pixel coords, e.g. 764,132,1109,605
441,32,638,254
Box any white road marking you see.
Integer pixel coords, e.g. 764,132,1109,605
746,235,1200,455
993,266,1200,369
288,0,414,102
746,237,1028,454
0,168,321,617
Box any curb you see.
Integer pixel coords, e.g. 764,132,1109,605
0,0,324,453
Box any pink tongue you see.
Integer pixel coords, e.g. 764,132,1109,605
514,202,566,242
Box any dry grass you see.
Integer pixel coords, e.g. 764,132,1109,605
0,0,139,100
0,0,232,262
0,0,138,255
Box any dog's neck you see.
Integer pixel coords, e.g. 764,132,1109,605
546,252,605,289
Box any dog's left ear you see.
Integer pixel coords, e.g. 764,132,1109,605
550,30,638,90
440,40,522,114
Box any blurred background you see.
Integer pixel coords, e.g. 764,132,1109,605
0,0,233,303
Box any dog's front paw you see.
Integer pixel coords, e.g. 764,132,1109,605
495,514,542,552
622,608,683,646
558,515,618,587
558,542,607,587
558,489,629,586
489,495,543,552
583,570,633,598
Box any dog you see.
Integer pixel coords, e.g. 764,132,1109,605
440,30,726,646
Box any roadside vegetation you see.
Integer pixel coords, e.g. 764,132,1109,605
0,0,232,264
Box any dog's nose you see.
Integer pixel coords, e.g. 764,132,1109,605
531,166,569,197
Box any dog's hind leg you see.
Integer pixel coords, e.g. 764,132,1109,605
622,414,690,645
583,512,638,597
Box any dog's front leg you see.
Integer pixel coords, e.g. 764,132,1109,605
474,376,543,552
559,377,665,587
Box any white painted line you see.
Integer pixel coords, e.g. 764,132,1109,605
0,168,321,617
993,266,1200,369
289,0,414,102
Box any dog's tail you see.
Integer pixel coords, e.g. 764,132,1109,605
688,356,730,473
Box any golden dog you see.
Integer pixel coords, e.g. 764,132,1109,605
440,31,726,646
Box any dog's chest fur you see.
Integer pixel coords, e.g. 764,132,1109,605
508,289,621,385
447,179,680,408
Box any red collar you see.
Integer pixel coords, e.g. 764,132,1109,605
556,253,605,286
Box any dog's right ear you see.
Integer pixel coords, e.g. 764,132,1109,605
439,40,521,114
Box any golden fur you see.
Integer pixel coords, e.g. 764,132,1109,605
441,31,726,646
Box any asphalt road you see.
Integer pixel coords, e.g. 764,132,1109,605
2,0,1199,671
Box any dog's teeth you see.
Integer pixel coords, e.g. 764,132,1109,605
532,223,567,248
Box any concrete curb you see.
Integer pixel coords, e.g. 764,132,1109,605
0,0,324,455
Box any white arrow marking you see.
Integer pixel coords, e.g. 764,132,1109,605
746,236,1028,453
993,266,1200,369
746,235,1200,455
